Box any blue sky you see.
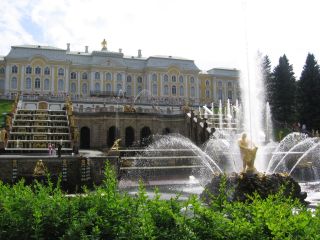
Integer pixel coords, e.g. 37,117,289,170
1,0,320,77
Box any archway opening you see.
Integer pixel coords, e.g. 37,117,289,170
140,126,152,147
107,126,119,147
162,128,170,135
80,127,90,149
125,126,135,147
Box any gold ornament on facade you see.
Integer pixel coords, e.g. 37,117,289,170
101,39,107,51
33,160,47,176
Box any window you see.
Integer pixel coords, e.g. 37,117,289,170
71,72,77,79
190,76,195,83
179,75,183,83
137,76,142,83
26,78,32,89
152,84,157,95
106,83,112,92
0,68,4,74
164,85,169,95
137,85,142,94
58,79,64,91
126,85,132,96
228,82,232,88
26,66,32,74
35,67,41,75
44,67,50,75
116,73,122,81
228,90,233,99
206,80,210,86
172,85,176,95
179,86,184,96
58,68,64,76
164,74,168,82
12,65,18,74
71,82,76,93
172,75,176,82
117,83,122,93
35,78,41,89
82,83,87,95
152,73,157,81
218,81,222,87
95,72,100,80
82,72,88,80
11,77,17,89
127,75,132,83
95,82,100,92
191,86,195,97
44,79,50,90
218,89,223,99
206,90,210,98
106,72,112,81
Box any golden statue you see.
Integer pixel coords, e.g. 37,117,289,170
101,38,107,50
123,104,136,113
111,138,121,151
33,160,47,176
238,133,258,174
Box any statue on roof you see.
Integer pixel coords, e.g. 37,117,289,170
101,39,107,51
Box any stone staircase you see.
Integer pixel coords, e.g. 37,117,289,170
6,108,72,153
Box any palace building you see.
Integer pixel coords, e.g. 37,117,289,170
0,40,240,106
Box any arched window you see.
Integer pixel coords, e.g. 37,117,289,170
82,83,88,95
191,86,195,97
218,81,222,87
12,65,18,74
82,72,88,80
71,82,76,93
95,82,100,92
206,80,210,86
106,72,112,81
179,86,184,96
228,90,233,99
172,75,176,82
179,75,183,83
106,83,112,92
26,66,32,74
44,79,50,90
127,75,132,82
116,73,122,81
35,66,41,75
218,89,223,99
0,68,4,74
35,78,41,89
172,85,176,95
71,72,77,79
137,85,142,94
116,83,122,93
95,72,100,80
190,76,195,83
26,78,31,89
44,67,50,75
137,76,142,83
164,74,168,82
58,79,64,91
58,68,64,76
152,73,157,81
228,82,232,88
152,84,157,95
164,85,169,95
126,85,132,96
206,90,210,98
11,77,17,89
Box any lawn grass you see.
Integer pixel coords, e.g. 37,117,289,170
0,100,13,127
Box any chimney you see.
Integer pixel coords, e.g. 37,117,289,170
138,49,142,58
85,46,88,53
67,43,70,52
119,48,122,53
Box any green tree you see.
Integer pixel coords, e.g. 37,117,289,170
270,55,297,124
261,55,273,103
297,53,320,131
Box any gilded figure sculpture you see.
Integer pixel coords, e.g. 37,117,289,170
238,133,258,174
33,160,47,176
111,138,121,151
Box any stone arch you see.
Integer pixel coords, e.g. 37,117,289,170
140,126,152,147
162,127,170,135
107,126,119,148
125,126,135,147
80,127,90,149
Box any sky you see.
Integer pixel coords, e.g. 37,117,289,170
1,0,320,78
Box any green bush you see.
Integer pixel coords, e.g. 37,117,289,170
0,163,319,239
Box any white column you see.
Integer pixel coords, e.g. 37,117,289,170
65,67,69,93
5,65,10,94
148,73,152,94
77,73,81,95
90,72,94,94
113,73,116,94
20,66,24,92
195,75,200,105
100,72,103,93
160,74,163,96
133,74,136,97
185,74,188,99
51,66,55,93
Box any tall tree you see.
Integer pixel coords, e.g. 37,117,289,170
261,55,273,103
271,55,297,124
297,53,320,130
